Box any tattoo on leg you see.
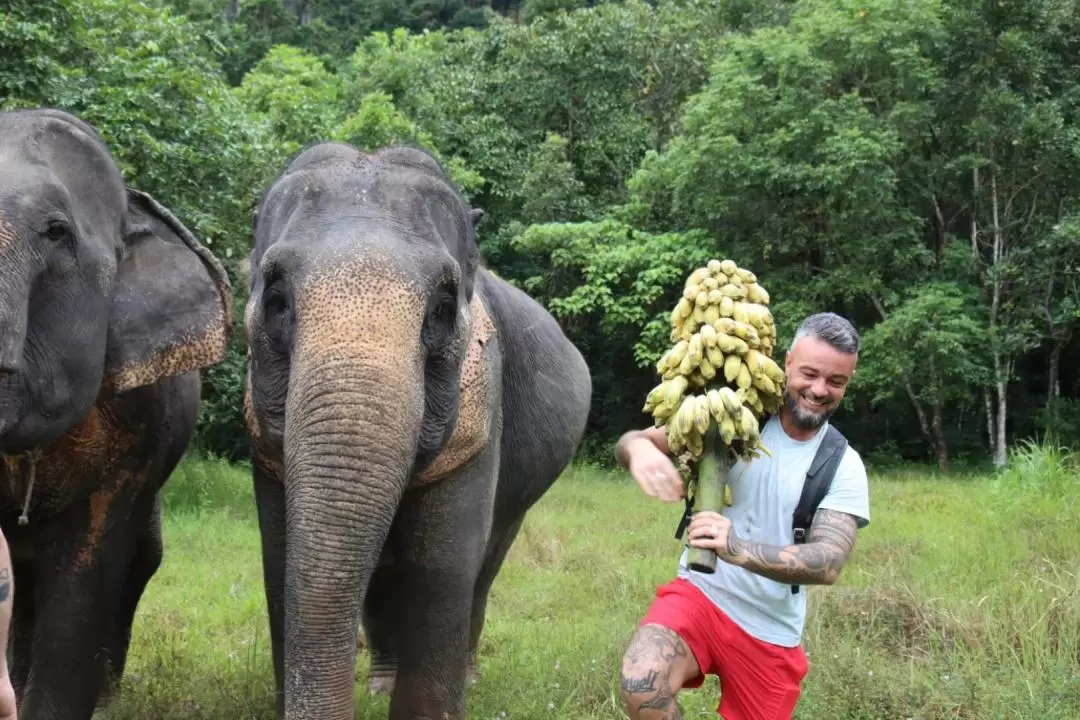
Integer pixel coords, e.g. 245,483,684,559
621,625,690,719
638,690,684,718
0,569,10,603
621,668,659,695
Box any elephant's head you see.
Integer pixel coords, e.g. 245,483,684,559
0,108,233,453
245,143,488,716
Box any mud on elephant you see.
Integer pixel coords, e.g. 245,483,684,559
0,108,233,718
243,143,592,719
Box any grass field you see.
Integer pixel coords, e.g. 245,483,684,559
93,441,1080,719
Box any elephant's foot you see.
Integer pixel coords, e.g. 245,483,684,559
367,662,396,696
467,650,481,686
366,657,479,696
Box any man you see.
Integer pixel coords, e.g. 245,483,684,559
615,312,870,720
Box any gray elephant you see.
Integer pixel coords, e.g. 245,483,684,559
0,108,233,718
243,142,592,719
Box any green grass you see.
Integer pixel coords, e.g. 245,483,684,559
95,441,1080,719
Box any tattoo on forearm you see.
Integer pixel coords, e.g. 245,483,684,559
620,625,687,719
733,509,857,585
0,569,10,603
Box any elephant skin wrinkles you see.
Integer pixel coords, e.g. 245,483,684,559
414,292,497,485
0,217,16,253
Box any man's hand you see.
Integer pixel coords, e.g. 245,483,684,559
686,512,741,562
686,508,858,586
615,427,685,503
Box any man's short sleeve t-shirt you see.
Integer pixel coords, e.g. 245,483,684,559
676,415,870,648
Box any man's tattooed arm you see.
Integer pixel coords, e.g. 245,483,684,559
726,508,859,586
0,530,12,681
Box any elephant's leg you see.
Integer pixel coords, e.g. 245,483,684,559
389,447,499,720
362,563,402,696
110,490,164,687
253,459,287,718
18,511,134,719
467,514,524,683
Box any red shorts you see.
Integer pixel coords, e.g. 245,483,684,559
639,578,809,720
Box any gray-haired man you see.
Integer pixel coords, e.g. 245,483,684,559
615,312,871,720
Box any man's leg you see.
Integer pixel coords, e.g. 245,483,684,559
620,623,701,719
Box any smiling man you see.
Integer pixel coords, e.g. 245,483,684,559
614,312,870,720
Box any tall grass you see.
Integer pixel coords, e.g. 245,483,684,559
95,441,1080,719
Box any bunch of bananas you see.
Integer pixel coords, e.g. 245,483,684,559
642,258,785,465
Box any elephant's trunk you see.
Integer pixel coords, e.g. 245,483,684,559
0,216,31,441
281,281,425,719
0,215,29,375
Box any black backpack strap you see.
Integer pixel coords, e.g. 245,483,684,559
674,488,695,540
790,425,848,594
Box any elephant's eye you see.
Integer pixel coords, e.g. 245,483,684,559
263,285,293,348
44,219,74,244
422,285,458,352
432,295,455,326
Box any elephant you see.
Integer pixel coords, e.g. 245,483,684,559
0,108,233,718
243,142,592,719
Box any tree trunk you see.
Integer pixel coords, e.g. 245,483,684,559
868,294,933,448
931,399,948,472
989,166,1008,468
995,372,1008,468
932,193,946,267
984,388,995,456
225,0,239,21
971,167,980,261
928,355,948,472
1048,334,1066,404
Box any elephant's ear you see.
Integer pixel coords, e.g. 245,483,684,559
104,188,234,393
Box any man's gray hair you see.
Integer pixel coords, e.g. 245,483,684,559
789,312,860,354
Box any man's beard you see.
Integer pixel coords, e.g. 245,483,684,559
783,388,837,430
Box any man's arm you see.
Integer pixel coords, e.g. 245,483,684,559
687,507,859,586
0,528,15,720
727,508,858,586
614,426,685,503
0,531,11,668
614,425,669,468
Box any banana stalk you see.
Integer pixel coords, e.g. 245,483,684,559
685,424,735,574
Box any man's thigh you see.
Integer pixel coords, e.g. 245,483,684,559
622,621,704,695
715,630,808,720
621,578,722,710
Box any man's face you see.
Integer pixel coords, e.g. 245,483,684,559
783,336,858,430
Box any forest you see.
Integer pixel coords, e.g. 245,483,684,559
4,0,1080,472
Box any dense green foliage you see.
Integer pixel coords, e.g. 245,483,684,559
3,0,1079,470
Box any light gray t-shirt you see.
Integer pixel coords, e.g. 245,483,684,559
677,415,870,648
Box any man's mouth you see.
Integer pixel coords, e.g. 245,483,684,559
800,395,829,412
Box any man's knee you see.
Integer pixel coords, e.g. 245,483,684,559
619,623,696,719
